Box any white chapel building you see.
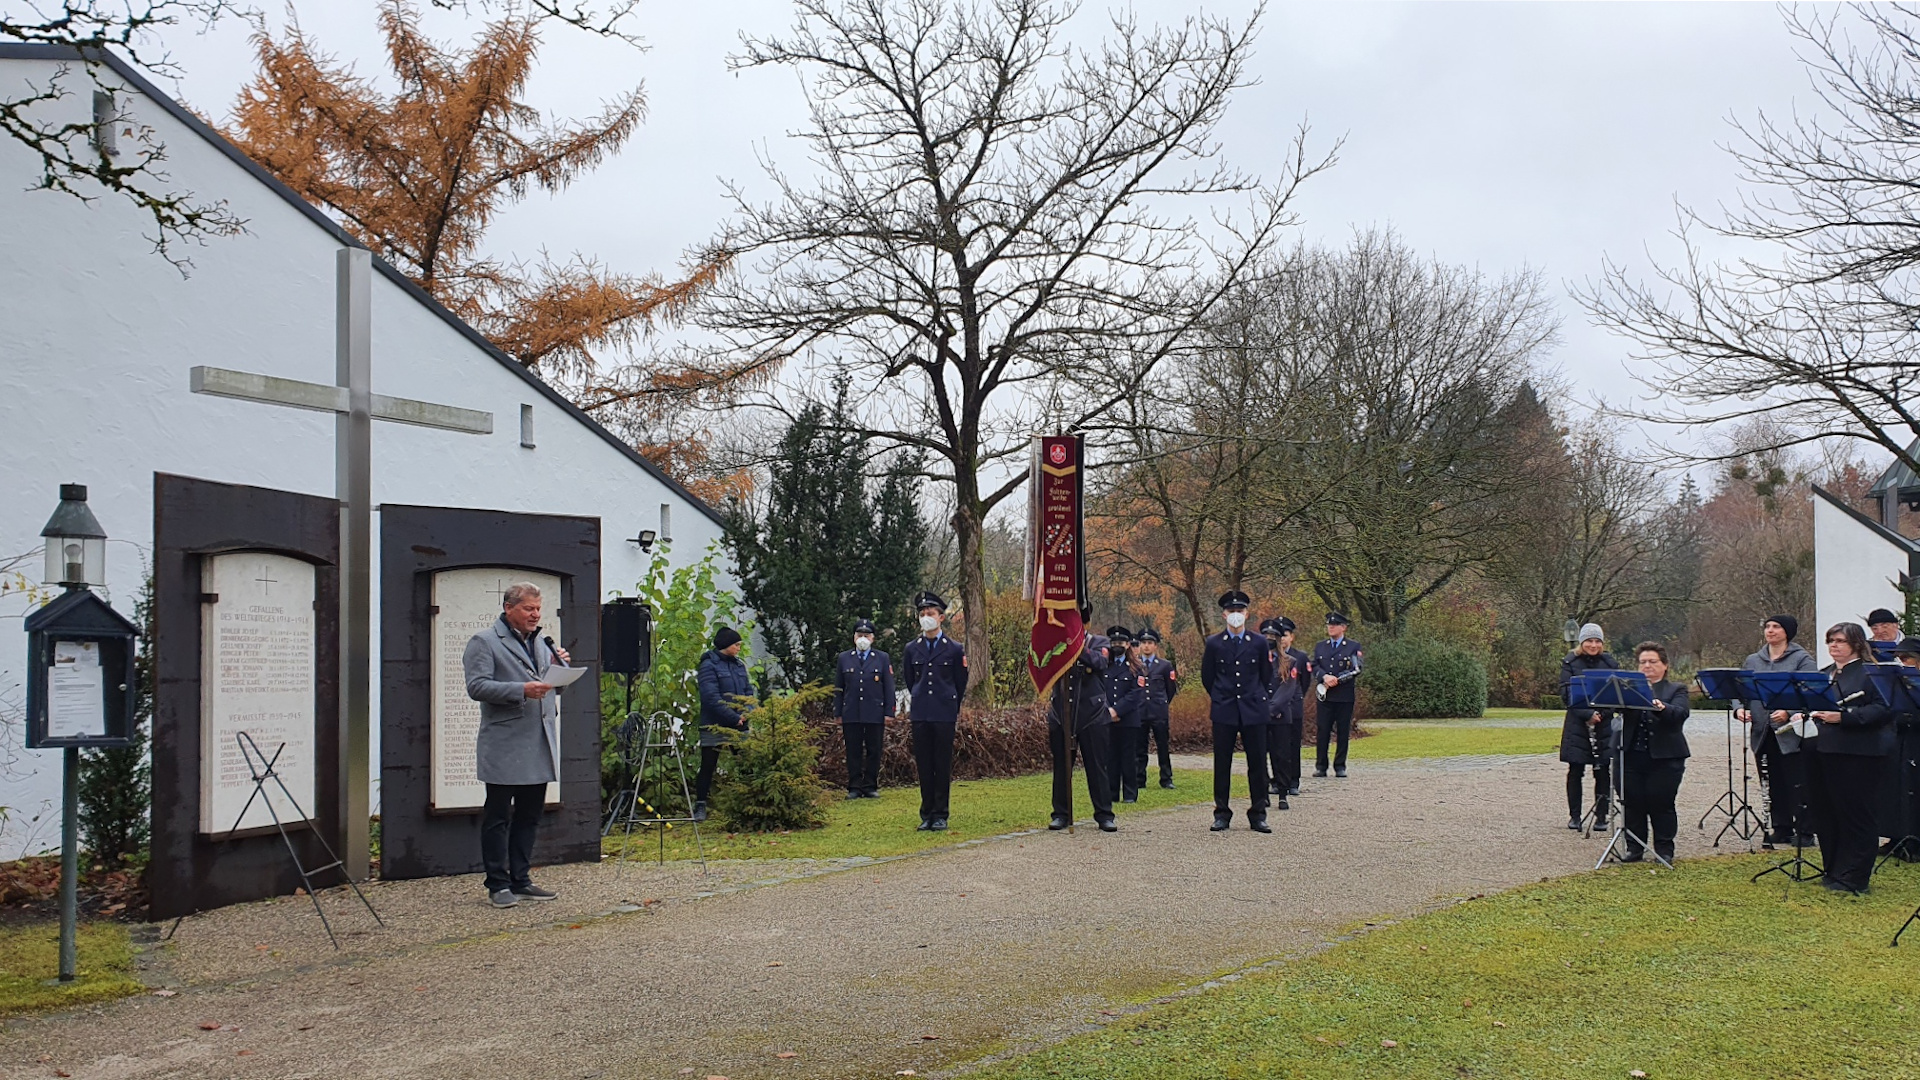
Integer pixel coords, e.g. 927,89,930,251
0,45,728,858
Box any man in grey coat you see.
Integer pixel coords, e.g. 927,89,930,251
464,581,570,908
1737,613,1819,846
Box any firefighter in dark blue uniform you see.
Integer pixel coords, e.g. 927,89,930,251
1134,628,1179,790
1260,618,1298,811
1048,610,1115,831
833,618,895,799
1280,619,1310,796
902,590,967,830
1311,612,1363,778
1201,590,1273,831
1102,626,1149,803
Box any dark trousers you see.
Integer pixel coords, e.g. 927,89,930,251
1289,718,1303,788
694,746,722,803
1109,726,1140,800
480,782,544,893
911,720,955,821
1136,717,1172,786
843,722,884,795
1890,721,1920,856
1051,717,1114,821
1622,751,1684,857
1566,761,1612,821
1316,698,1354,771
1807,750,1890,891
1754,735,1806,841
1268,722,1297,792
1213,723,1270,819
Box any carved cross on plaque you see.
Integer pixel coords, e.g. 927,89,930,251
187,249,496,880
255,566,279,595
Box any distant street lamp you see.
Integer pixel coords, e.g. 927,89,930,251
40,483,106,588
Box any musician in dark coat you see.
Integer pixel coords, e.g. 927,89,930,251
902,590,967,831
694,626,753,823
1261,618,1302,812
1134,629,1179,791
1619,642,1690,864
1102,626,1149,803
833,618,895,799
1886,637,1920,862
1201,590,1273,832
1311,613,1363,777
1559,624,1619,830
1048,610,1114,831
1736,614,1819,846
1800,622,1896,893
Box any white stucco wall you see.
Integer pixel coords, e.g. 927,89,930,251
1813,491,1908,639
0,55,729,856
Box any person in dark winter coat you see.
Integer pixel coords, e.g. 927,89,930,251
1619,642,1691,864
1736,614,1819,845
694,626,753,822
1559,623,1619,830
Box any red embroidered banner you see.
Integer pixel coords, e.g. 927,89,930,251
1026,434,1087,696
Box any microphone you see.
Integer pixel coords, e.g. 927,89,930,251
544,635,567,667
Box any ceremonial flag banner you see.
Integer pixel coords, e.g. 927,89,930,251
1026,434,1087,695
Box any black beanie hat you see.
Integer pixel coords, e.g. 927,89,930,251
714,626,742,651
1764,614,1798,643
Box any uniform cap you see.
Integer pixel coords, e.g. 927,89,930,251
914,590,947,612
1896,636,1920,658
1138,628,1161,643
1274,617,1296,634
852,618,877,635
1258,618,1284,636
1219,590,1251,610
1326,611,1349,626
1105,625,1133,643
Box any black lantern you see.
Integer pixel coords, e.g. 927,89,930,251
40,483,107,589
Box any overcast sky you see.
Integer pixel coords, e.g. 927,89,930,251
152,1,1828,460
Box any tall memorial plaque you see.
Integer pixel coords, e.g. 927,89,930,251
430,568,562,810
200,553,319,833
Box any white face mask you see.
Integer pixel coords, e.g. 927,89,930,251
1225,611,1246,630
920,615,941,632
854,636,873,651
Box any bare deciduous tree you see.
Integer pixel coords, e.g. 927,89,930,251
688,0,1330,698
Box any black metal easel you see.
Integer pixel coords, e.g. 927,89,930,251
604,699,705,870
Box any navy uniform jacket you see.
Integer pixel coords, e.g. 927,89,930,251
833,648,895,725
1048,634,1111,730
1142,657,1178,721
902,632,968,724
1285,646,1310,724
1265,647,1304,726
1201,630,1274,728
1311,636,1363,703
1104,655,1149,727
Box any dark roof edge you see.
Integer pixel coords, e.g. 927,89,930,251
1812,484,1920,553
0,41,726,528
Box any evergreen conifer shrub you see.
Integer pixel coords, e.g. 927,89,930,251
710,685,833,831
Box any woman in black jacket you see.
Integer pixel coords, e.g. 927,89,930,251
1801,622,1896,893
1559,624,1619,830
1619,642,1690,863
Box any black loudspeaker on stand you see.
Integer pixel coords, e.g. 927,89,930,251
602,597,653,676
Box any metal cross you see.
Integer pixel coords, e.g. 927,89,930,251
188,249,494,878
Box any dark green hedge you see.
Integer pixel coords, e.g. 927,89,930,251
1362,638,1488,719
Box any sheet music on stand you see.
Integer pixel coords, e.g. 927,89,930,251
1570,669,1666,868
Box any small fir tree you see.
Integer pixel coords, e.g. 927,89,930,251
708,686,833,832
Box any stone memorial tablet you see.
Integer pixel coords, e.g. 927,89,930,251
200,553,318,834
431,569,562,810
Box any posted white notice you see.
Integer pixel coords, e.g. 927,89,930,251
47,640,106,739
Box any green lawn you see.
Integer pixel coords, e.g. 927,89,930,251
969,854,1920,1080
1349,723,1558,760
604,767,1219,862
0,921,144,1015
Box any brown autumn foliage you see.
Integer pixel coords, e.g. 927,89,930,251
223,1,748,496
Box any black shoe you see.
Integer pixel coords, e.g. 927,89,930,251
930,818,948,831
1048,814,1070,831
1160,780,1176,790
1312,769,1328,778
1276,797,1290,811
1287,785,1300,796
1249,818,1271,833
512,884,558,902
1334,766,1347,778
1654,845,1675,864
1568,817,1582,831
1821,878,1859,893
1210,813,1231,831
864,791,881,798
1097,817,1118,833
916,820,933,831
1268,781,1283,794
691,801,708,823
1619,849,1644,863
1122,794,1138,804
846,791,861,800
1593,816,1609,831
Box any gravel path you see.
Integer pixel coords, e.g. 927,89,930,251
2,752,1737,1080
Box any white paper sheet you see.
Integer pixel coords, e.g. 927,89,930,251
540,664,590,689
47,640,105,738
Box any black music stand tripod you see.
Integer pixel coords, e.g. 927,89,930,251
1694,669,1765,848
1749,671,1835,888
1576,670,1670,870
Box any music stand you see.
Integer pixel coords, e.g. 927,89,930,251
1694,668,1765,847
1748,671,1838,886
1574,669,1668,869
